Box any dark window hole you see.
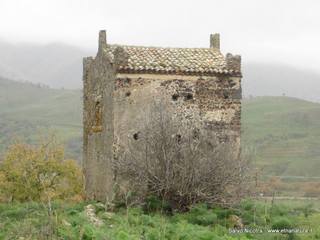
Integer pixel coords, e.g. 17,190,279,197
172,94,179,101
133,132,140,140
176,134,182,143
184,93,193,100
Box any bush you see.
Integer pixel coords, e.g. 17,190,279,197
186,204,218,226
144,195,172,214
271,217,293,230
114,100,248,210
270,204,290,217
240,199,254,211
0,138,83,202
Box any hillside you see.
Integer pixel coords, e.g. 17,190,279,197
242,96,320,177
1,77,320,177
0,77,82,160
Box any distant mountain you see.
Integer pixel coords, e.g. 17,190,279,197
243,63,320,102
0,40,319,102
0,41,92,89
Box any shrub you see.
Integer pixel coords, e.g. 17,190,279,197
240,199,254,211
270,204,290,217
0,138,83,202
186,204,218,226
241,212,254,225
144,195,171,214
271,217,293,230
114,100,249,210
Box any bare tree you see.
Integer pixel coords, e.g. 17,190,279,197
113,99,249,210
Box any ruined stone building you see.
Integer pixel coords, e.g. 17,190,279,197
83,30,242,201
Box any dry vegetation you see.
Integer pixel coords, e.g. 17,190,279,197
114,100,249,210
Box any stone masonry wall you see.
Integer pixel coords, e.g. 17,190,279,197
113,74,241,160
83,47,116,201
84,70,241,201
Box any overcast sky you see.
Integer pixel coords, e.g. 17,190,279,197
1,0,320,73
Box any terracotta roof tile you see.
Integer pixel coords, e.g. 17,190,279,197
105,45,240,76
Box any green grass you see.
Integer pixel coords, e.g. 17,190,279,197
0,199,319,239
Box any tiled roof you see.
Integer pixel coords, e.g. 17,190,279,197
104,45,240,76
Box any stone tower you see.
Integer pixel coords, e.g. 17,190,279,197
83,30,242,201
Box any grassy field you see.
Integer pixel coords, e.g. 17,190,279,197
0,199,319,239
1,77,320,179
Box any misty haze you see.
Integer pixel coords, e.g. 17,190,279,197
1,0,320,239
0,0,320,102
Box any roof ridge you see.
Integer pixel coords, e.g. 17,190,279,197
107,44,221,51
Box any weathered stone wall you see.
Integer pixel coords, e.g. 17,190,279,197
113,73,241,159
84,70,241,200
83,41,116,201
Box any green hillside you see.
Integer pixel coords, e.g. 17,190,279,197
242,96,320,177
1,77,320,178
0,77,82,160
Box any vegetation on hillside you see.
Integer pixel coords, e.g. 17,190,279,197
242,96,320,177
0,199,319,239
2,128,316,239
0,77,82,160
242,96,320,196
1,77,320,197
0,138,83,203
2,77,320,178
1,79,320,239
